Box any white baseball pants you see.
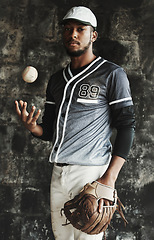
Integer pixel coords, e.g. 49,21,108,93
50,163,109,240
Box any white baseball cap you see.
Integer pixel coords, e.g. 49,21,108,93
62,6,97,28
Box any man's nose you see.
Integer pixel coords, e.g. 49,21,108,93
71,29,77,39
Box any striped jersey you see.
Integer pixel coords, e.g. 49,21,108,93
45,56,133,165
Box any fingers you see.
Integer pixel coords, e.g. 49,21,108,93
15,100,41,124
27,105,36,124
19,100,24,108
98,199,111,213
15,100,21,118
27,106,41,124
15,100,27,120
104,199,110,206
98,198,104,213
31,109,41,123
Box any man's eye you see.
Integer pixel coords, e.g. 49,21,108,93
78,28,84,32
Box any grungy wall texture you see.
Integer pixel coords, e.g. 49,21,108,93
0,0,154,239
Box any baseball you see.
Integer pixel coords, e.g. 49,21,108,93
22,66,38,83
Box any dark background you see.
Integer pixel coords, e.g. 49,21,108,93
0,0,154,239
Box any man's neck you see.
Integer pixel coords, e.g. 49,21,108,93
70,52,96,69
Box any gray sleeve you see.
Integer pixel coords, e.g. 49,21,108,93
107,68,133,109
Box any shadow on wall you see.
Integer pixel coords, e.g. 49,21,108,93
95,39,128,65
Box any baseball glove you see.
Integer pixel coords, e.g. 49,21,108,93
61,181,128,235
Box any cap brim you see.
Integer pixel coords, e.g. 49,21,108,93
61,18,96,29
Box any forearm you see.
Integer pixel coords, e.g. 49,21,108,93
97,155,125,188
31,123,54,141
30,124,43,137
98,105,135,187
113,127,135,160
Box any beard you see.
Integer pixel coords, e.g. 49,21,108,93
65,39,92,57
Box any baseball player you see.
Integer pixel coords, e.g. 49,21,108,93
15,6,135,240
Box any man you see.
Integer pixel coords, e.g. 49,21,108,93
15,6,135,240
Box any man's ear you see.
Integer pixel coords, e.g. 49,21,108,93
91,31,98,42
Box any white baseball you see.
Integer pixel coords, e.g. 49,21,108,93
22,66,38,83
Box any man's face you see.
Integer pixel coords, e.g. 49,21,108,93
62,20,95,57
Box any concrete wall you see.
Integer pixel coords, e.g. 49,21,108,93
0,0,154,239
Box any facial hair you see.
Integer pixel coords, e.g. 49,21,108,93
65,39,92,57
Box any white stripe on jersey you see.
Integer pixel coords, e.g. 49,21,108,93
45,101,55,104
68,64,73,78
109,97,132,105
63,69,68,82
77,98,98,104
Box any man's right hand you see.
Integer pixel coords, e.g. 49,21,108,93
15,100,43,136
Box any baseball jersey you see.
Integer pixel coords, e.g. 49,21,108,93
43,56,133,166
